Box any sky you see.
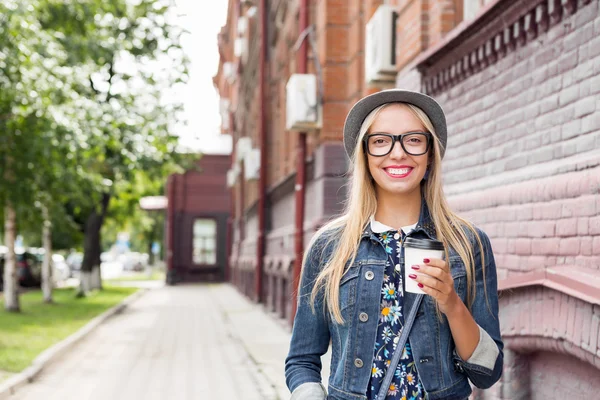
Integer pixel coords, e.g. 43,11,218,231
167,0,231,154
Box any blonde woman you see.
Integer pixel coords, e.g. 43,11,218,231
285,90,503,400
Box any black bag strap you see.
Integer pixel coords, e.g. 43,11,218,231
376,294,424,399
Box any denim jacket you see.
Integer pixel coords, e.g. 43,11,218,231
285,203,503,400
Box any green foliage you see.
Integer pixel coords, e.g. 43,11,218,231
0,0,199,253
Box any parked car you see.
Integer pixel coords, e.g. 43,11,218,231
52,253,70,283
1,246,40,289
66,252,83,277
16,248,42,287
1,247,71,289
0,246,6,291
119,252,147,272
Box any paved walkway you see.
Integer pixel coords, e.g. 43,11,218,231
9,283,331,400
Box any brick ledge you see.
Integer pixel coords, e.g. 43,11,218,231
414,0,594,95
498,266,600,305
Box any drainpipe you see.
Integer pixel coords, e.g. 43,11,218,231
166,175,174,284
226,114,236,284
290,0,309,325
255,0,268,303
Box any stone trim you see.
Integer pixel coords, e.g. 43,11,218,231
499,286,600,370
498,266,600,305
415,0,594,95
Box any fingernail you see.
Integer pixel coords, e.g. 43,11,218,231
418,283,424,288
423,258,430,263
409,274,417,279
411,265,420,270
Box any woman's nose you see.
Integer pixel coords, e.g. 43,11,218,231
389,140,406,159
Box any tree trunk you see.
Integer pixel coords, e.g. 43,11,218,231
148,240,155,266
3,205,20,312
41,205,53,303
91,264,102,290
77,193,110,296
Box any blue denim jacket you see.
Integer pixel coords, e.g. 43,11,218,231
285,203,503,400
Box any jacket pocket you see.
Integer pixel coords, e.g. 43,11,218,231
339,264,360,313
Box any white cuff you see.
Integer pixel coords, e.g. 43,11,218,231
466,325,500,370
290,382,328,400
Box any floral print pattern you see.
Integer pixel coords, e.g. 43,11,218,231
367,229,424,400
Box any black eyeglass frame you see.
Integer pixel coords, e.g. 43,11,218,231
362,132,433,157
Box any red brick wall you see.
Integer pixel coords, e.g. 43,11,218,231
219,0,463,216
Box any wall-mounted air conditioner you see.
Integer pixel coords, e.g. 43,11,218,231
235,137,252,163
226,166,239,188
243,148,260,181
223,62,236,83
237,16,248,36
220,98,230,130
234,37,249,63
285,74,321,131
365,5,398,85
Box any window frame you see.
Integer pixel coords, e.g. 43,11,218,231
191,217,218,267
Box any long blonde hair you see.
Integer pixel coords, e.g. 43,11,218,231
307,102,486,324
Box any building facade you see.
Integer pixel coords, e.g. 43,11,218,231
165,155,231,283
214,0,600,398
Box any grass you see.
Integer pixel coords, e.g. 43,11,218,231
0,286,137,373
105,269,165,282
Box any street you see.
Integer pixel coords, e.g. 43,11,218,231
9,284,304,400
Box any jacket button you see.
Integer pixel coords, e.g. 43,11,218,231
359,312,369,322
365,271,374,280
354,358,364,368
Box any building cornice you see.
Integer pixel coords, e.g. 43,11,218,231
415,0,593,95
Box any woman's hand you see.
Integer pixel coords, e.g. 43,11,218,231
408,258,461,316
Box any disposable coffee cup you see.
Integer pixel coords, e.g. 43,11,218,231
403,237,445,294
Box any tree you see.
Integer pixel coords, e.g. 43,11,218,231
36,0,193,295
0,0,77,311
1,0,196,308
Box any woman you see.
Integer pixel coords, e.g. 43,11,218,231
285,90,503,400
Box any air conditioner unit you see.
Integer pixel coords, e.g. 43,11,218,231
223,62,236,83
365,5,398,85
243,148,260,181
235,137,252,163
220,98,230,130
234,37,249,63
226,168,238,188
285,74,321,131
237,16,248,36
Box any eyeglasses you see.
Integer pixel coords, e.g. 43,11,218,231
363,132,432,157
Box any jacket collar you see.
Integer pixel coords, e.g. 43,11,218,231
361,198,437,240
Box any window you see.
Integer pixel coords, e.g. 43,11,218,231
192,219,217,265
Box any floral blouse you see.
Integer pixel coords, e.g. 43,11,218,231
367,228,424,400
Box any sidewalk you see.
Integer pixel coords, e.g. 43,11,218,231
6,283,331,400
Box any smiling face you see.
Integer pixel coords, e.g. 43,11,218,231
365,103,430,200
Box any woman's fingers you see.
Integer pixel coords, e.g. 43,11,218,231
411,272,452,294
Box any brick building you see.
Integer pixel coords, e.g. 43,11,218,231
214,0,600,398
165,155,231,283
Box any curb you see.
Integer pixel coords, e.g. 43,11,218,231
0,288,148,399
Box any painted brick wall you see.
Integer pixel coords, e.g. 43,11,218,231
422,0,600,398
438,1,600,276
529,351,600,399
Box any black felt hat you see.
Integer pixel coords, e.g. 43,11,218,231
343,89,447,159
